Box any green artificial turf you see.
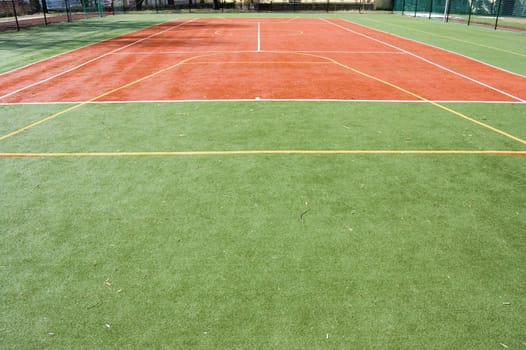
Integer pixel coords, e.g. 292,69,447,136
1,101,526,349
1,153,525,349
1,12,526,350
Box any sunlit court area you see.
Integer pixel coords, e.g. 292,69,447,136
1,2,525,349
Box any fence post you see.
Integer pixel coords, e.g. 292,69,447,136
401,0,406,15
428,0,433,19
64,0,72,22
81,0,87,18
414,0,418,16
467,0,474,25
494,0,502,29
443,0,451,22
42,0,48,25
98,0,104,16
11,0,20,31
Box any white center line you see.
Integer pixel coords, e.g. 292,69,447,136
257,22,261,52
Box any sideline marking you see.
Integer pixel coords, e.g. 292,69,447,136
1,150,525,158
0,52,219,142
355,17,526,79
322,18,525,103
0,19,196,101
360,16,526,61
0,20,181,78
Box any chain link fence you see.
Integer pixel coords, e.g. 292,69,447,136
1,0,379,31
112,0,376,12
1,0,111,31
4,0,523,32
393,0,526,30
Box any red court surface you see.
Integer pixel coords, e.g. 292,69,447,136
1,18,525,103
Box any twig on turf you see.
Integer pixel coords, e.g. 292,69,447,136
300,209,311,225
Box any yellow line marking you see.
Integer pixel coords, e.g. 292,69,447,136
0,52,328,142
0,104,84,141
1,150,525,158
0,52,220,142
1,51,524,148
427,103,526,145
298,52,526,146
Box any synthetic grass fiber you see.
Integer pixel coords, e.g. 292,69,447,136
1,12,526,349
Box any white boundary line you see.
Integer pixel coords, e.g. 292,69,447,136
108,50,404,55
322,18,526,103
1,99,523,106
355,16,526,78
0,19,196,101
